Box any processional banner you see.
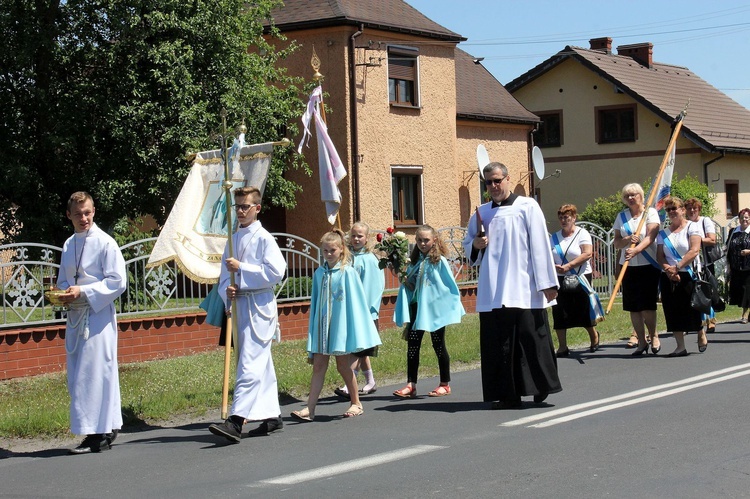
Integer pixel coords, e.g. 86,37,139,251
146,142,274,283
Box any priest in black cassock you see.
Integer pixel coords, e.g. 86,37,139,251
463,162,562,409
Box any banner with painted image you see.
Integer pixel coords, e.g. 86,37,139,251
147,142,274,282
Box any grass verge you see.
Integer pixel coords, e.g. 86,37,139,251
0,301,726,440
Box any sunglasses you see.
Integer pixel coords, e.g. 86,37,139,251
665,206,681,212
484,176,507,186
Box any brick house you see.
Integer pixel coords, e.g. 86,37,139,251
506,37,750,228
266,0,539,241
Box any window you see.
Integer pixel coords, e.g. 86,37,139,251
391,166,423,226
596,104,637,143
535,111,563,147
388,46,419,106
726,180,739,216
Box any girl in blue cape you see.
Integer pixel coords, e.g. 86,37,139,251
393,225,465,398
334,222,385,398
291,230,382,422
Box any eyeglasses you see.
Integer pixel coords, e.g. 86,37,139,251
484,176,507,186
233,204,257,212
665,206,680,212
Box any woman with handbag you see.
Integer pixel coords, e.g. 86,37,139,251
612,183,662,356
726,208,750,323
550,204,600,357
656,197,704,357
685,197,719,335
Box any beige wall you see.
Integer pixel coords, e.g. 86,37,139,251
511,58,750,230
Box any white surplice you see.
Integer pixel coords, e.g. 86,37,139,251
463,196,558,311
219,221,286,420
58,223,127,435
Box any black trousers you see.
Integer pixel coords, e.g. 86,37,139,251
406,302,451,384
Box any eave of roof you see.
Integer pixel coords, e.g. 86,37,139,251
267,0,465,42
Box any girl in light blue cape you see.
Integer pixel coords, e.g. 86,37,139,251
393,225,465,399
334,222,386,398
291,230,382,422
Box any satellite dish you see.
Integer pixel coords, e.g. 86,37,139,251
476,144,490,180
531,146,545,180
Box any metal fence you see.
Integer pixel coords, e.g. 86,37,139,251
0,220,726,329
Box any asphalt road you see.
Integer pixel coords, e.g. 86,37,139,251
2,321,750,499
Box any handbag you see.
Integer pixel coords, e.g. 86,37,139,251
702,265,726,312
691,279,713,314
553,230,583,293
560,274,582,293
701,219,722,263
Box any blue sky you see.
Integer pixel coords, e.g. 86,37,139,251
405,1,750,109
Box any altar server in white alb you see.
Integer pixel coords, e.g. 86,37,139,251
57,191,127,455
209,186,287,443
463,162,562,410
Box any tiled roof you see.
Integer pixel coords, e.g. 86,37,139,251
455,48,538,125
269,0,464,41
506,46,750,153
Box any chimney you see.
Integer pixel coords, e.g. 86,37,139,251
589,37,612,54
617,42,653,68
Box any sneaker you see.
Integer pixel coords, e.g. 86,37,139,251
247,417,284,437
209,418,242,443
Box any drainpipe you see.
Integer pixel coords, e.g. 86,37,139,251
703,152,725,184
349,25,363,222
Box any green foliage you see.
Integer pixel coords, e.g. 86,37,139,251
0,0,309,245
643,173,718,219
579,193,623,228
275,276,313,300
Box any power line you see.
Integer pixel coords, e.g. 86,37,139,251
463,22,750,46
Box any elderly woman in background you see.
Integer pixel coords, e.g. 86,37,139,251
656,197,704,356
726,208,750,323
612,183,662,356
550,204,600,356
685,197,718,335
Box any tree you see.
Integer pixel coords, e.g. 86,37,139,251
0,0,308,244
579,173,718,228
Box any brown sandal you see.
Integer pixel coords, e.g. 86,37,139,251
427,385,451,397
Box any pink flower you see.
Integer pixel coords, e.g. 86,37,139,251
376,233,383,242
386,227,394,234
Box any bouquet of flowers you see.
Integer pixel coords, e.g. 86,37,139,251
374,227,410,284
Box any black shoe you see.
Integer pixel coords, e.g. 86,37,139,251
246,417,284,437
69,434,111,455
105,429,119,445
632,344,649,356
556,348,570,358
666,350,689,358
491,398,522,410
209,418,242,443
533,393,549,404
333,387,351,399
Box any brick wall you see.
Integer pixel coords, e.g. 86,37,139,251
0,286,477,380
